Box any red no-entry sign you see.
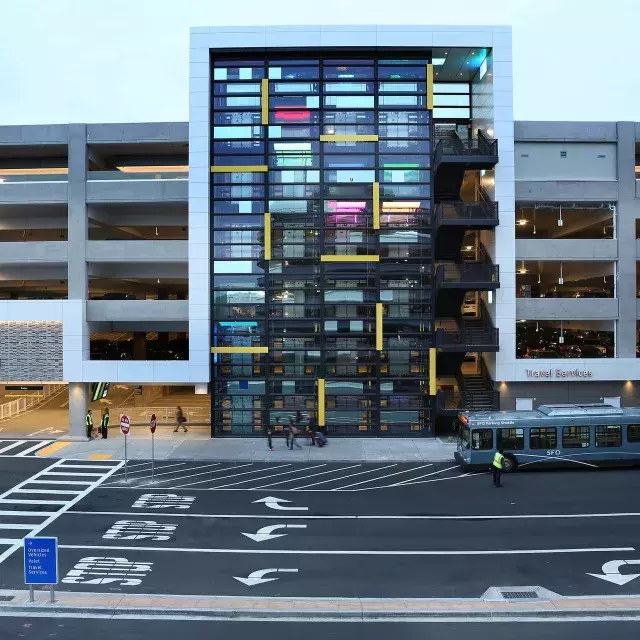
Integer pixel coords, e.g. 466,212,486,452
120,414,130,435
150,415,157,434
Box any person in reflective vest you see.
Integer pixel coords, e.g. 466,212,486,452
86,409,94,441
492,446,505,488
100,408,110,440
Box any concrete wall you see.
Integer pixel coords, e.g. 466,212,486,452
516,239,618,260
86,300,188,322
499,380,640,410
515,142,617,181
516,298,618,320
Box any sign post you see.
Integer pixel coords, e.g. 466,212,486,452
24,537,58,604
150,414,157,481
120,414,130,482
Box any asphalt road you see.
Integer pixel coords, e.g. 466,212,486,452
2,618,640,640
1,459,640,601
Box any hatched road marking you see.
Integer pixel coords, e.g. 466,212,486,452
101,462,468,491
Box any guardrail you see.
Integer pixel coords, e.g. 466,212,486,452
0,384,66,421
117,406,211,426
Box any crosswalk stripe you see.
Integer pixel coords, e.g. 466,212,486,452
0,511,56,517
43,472,106,477
0,499,68,505
15,441,53,457
12,489,83,495
0,441,26,454
27,480,94,485
57,465,119,470
0,458,125,567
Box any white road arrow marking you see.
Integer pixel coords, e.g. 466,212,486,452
252,496,308,511
233,568,298,586
241,524,307,542
588,559,640,585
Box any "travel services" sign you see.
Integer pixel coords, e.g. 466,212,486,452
526,369,593,378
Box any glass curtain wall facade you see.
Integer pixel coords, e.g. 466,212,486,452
210,53,434,436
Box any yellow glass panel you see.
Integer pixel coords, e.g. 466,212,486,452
426,64,434,110
373,182,380,229
210,165,268,173
429,346,437,395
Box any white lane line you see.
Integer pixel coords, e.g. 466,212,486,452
251,464,362,490
58,544,635,556
334,464,434,491
0,459,124,566
106,462,188,481
390,465,462,486
209,465,321,490
0,441,27,454
27,480,95,486
135,463,256,488
12,489,83,495
0,524,35,530
110,461,155,474
119,463,225,485
169,465,291,489
15,441,53,457
294,464,398,490
68,511,640,521
0,538,24,545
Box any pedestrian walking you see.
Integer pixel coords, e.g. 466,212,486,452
266,425,274,451
174,406,188,433
85,409,94,440
100,408,110,440
289,418,302,449
492,445,505,487
308,413,317,446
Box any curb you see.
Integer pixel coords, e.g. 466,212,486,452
2,603,640,621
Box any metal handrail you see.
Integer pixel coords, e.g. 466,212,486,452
435,200,499,226
0,384,66,422
434,129,499,168
435,326,499,348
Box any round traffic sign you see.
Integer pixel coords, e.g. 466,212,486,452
120,414,130,435
150,414,157,434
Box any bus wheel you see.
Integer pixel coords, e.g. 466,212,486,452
503,454,518,473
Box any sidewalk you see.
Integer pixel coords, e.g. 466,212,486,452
38,429,458,463
2,589,640,621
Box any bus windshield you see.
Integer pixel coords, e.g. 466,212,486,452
459,425,470,449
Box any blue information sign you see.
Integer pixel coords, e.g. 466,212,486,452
24,537,58,585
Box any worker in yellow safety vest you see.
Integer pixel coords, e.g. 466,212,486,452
492,446,505,488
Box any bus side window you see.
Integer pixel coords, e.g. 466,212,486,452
471,429,493,450
595,425,621,448
530,427,557,449
628,425,640,443
562,426,590,448
498,428,524,450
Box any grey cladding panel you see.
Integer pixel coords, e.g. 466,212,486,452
0,321,63,381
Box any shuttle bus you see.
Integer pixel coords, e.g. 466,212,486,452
455,404,640,471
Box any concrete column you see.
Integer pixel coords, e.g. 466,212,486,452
68,382,90,439
133,332,148,360
67,124,88,300
615,122,639,357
